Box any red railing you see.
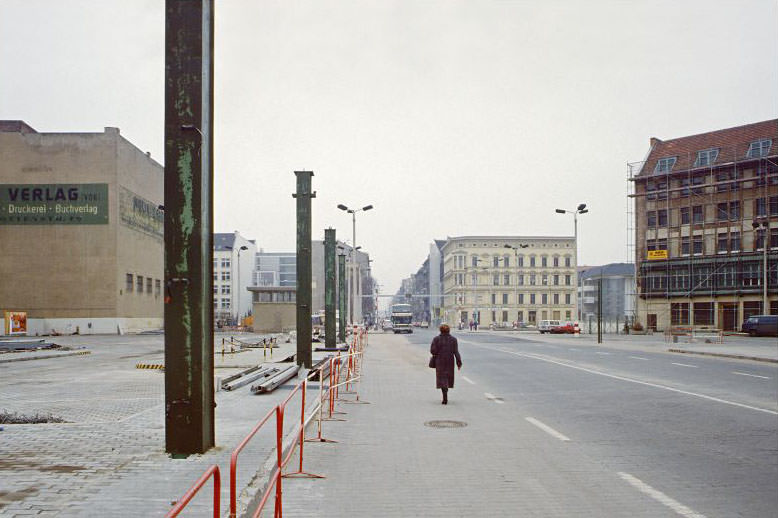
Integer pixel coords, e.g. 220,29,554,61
229,406,277,517
166,464,221,518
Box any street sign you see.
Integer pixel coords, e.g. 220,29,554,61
647,250,668,260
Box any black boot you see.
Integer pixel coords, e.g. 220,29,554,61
442,389,448,405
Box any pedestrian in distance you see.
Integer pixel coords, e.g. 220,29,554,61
430,323,462,405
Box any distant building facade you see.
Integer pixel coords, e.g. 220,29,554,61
578,263,635,324
0,121,163,334
440,235,577,327
213,232,256,325
631,120,778,331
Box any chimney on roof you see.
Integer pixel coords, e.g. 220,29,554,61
650,137,661,147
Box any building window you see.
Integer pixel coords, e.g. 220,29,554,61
493,274,499,286
504,274,510,286
529,274,536,285
730,232,741,252
771,228,778,249
717,233,728,253
213,297,219,308
755,198,767,218
126,274,133,293
742,263,760,286
541,256,548,267
565,293,571,304
770,196,778,216
146,277,152,295
746,139,772,158
553,293,559,305
222,271,231,281
565,310,571,320
472,256,478,267
155,279,161,297
518,294,524,304
491,293,496,304
647,211,656,227
565,274,571,285
743,301,763,319
692,235,703,255
221,285,231,294
670,303,690,325
553,274,559,285
565,256,571,267
529,256,536,267
729,201,740,221
137,275,144,293
221,297,231,308
553,256,559,267
658,209,668,226
655,157,676,173
221,258,230,268
503,255,510,267
716,202,728,221
681,237,690,256
680,207,690,225
493,256,500,267
541,274,548,285
692,205,703,224
518,275,524,286
502,293,509,304
694,148,719,167
541,293,548,305
213,285,219,294
502,310,508,322
693,302,714,326
213,272,218,281
530,294,536,305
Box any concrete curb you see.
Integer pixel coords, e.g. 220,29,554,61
668,348,778,364
0,349,90,364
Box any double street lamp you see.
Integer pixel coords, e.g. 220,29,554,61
337,203,373,325
555,203,588,321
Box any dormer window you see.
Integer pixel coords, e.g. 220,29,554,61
654,157,676,173
746,139,772,158
694,148,719,167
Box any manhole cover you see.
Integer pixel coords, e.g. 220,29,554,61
424,420,467,429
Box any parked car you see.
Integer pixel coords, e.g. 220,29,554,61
741,315,778,337
537,320,561,334
550,323,576,334
381,319,393,332
420,321,429,328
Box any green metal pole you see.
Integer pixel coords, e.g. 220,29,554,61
294,171,314,368
324,228,336,348
338,253,346,343
164,0,215,455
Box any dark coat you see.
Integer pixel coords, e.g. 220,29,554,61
430,333,462,389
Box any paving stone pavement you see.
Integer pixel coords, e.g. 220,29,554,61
0,333,320,518
274,332,683,518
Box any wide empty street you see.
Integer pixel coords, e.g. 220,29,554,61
279,330,778,518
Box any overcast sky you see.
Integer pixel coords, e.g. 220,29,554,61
2,0,776,295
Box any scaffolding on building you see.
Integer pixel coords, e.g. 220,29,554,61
628,140,778,332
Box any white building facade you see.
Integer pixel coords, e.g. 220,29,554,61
441,236,577,327
213,232,256,325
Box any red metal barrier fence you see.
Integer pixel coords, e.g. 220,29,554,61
168,331,368,518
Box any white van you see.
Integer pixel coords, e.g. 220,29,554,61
538,320,560,334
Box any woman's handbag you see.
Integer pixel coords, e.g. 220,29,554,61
428,355,436,368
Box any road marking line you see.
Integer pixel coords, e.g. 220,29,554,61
484,392,504,404
461,341,778,416
525,417,570,441
733,372,771,380
462,376,476,385
671,362,698,368
618,472,707,518
630,356,650,361
568,348,579,351
595,352,611,355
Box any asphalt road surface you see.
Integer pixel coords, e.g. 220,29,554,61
403,329,778,518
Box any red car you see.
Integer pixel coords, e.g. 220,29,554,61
550,323,576,334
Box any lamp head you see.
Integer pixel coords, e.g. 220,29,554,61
577,203,587,211
579,209,588,214
337,204,348,211
239,245,248,250
362,204,374,211
555,209,566,214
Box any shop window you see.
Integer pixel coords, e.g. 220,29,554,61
671,303,690,325
693,302,714,326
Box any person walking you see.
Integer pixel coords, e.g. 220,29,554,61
430,324,462,405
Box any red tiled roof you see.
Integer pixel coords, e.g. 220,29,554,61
639,119,778,177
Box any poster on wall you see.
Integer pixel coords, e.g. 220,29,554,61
5,311,27,335
0,184,109,225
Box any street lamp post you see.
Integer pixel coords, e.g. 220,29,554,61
752,220,769,312
337,203,373,325
504,244,529,325
555,204,588,322
226,244,248,325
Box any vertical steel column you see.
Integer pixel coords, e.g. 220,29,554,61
597,277,603,343
294,171,315,368
324,228,336,347
338,253,346,343
164,0,215,455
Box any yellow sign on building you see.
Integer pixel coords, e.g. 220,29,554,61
647,250,668,260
